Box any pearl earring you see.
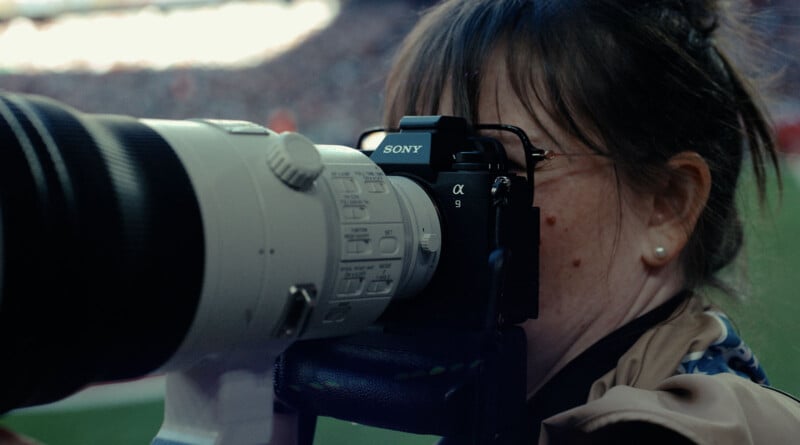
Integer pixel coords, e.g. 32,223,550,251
654,246,667,259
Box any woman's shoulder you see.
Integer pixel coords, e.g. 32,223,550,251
590,295,768,398
540,294,800,444
540,373,800,444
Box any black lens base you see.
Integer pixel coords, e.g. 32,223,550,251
0,94,204,412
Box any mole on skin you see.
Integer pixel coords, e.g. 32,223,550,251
545,215,557,226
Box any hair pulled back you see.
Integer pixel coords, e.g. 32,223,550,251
384,0,780,290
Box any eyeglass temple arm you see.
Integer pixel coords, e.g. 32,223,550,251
473,123,549,189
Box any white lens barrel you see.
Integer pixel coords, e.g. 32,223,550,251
142,120,441,369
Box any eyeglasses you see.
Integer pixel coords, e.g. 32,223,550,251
474,123,610,176
473,123,548,186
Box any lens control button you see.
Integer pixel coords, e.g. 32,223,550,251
346,240,369,254
420,233,441,253
337,278,362,296
366,280,392,295
342,206,367,220
365,181,387,193
378,237,398,254
334,177,359,193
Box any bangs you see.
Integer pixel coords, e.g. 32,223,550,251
384,0,608,156
503,6,614,156
383,1,524,126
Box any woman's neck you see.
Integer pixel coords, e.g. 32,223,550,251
521,267,685,397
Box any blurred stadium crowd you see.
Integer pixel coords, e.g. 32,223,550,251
0,0,435,144
0,0,798,152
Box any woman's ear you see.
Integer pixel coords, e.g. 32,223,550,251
642,151,711,268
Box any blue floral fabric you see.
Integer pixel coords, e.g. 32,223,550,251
676,309,769,385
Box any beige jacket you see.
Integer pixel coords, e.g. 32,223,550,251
538,297,800,444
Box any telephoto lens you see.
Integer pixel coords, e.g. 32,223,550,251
0,93,442,414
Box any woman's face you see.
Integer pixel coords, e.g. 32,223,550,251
438,58,685,395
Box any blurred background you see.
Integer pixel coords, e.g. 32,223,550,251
0,0,799,443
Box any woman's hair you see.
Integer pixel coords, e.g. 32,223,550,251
383,0,780,290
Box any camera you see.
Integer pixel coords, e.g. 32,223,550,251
0,92,539,444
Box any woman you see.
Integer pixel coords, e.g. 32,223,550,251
384,0,799,442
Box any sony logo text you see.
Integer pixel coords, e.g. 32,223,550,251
381,145,424,154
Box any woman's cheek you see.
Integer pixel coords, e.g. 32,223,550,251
539,207,589,274
539,211,568,270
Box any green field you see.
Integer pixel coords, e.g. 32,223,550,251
2,163,799,445
726,162,800,394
